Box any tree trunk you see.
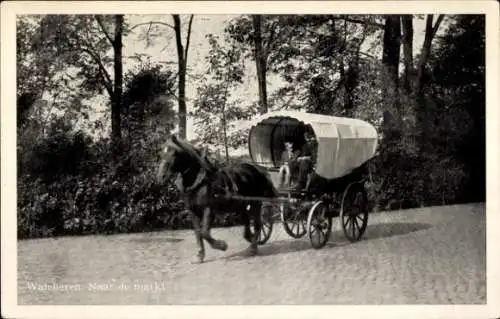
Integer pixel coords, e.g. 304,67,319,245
344,60,360,117
381,15,402,141
173,15,187,140
343,27,366,118
401,15,414,94
252,15,268,114
415,14,444,95
112,14,123,152
415,14,444,154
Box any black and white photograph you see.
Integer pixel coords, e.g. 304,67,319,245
1,1,499,318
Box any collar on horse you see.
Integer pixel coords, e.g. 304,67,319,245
178,163,239,198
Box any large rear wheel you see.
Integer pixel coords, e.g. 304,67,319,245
306,201,333,249
340,182,369,242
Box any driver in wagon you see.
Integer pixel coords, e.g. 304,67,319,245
278,131,317,191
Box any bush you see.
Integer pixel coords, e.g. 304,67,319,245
17,121,247,239
367,128,469,211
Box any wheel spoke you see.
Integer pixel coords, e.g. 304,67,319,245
353,217,360,238
356,214,365,223
343,215,350,229
353,215,361,232
350,217,356,238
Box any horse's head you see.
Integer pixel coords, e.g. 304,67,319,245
157,136,182,184
156,135,215,184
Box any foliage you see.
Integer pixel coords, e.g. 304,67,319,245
123,63,176,108
192,34,258,156
17,14,485,239
427,15,485,202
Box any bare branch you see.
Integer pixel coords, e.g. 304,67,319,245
359,51,377,60
128,21,175,32
431,14,445,38
81,47,114,97
336,17,385,29
184,15,194,62
264,21,278,56
94,15,114,45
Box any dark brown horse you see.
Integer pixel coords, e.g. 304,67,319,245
156,135,277,263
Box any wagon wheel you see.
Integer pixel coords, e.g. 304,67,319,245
280,203,307,239
248,204,274,245
340,182,369,242
306,201,333,249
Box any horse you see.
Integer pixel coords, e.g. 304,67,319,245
156,135,278,263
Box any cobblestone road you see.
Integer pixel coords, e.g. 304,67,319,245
18,203,486,305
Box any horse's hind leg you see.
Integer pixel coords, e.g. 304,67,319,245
190,210,205,264
200,207,228,252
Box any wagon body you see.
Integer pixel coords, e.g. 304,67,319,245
247,111,378,180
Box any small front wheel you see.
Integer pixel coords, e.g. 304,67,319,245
306,201,332,249
247,204,274,245
258,204,274,245
281,203,307,239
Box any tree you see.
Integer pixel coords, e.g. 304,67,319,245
381,15,402,140
225,15,284,113
415,14,445,96
228,15,377,115
428,15,485,202
172,15,194,139
193,34,251,161
401,15,414,94
122,62,177,145
32,15,126,151
252,15,268,114
17,16,68,128
129,15,194,140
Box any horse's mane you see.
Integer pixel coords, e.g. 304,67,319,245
171,136,216,172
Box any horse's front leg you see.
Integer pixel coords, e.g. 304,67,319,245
190,210,205,264
201,206,228,252
247,204,260,257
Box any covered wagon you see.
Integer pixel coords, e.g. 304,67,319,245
245,111,379,248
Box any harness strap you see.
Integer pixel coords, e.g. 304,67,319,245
184,169,208,193
221,169,239,194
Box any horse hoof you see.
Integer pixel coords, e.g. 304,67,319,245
193,251,205,264
192,256,204,264
218,240,228,251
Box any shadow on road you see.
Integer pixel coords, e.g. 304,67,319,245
129,236,184,244
225,222,433,261
223,239,341,261
360,222,432,241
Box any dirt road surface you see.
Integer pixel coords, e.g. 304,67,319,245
18,203,485,305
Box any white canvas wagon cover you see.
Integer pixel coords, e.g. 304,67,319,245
248,111,379,179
